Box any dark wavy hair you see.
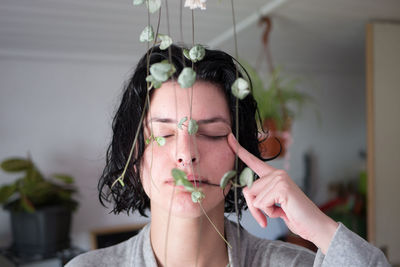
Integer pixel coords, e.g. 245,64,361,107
98,44,263,218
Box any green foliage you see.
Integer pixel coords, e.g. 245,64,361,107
231,78,250,100
171,168,194,192
133,0,145,5
188,119,198,135
242,61,312,130
145,134,166,146
178,116,188,129
150,60,176,82
158,34,173,50
191,191,205,203
146,75,162,89
239,167,254,188
171,168,204,203
178,67,196,88
140,25,155,42
146,0,161,13
0,157,78,213
220,170,237,189
187,45,206,62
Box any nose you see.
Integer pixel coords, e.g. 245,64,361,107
175,133,199,168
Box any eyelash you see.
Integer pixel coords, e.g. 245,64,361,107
198,134,227,140
160,134,227,140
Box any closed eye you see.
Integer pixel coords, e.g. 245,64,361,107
197,134,228,140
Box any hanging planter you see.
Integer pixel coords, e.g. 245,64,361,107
259,118,291,159
241,17,312,160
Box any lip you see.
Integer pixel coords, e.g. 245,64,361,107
165,174,219,187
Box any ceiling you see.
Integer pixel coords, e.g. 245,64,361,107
1,0,400,70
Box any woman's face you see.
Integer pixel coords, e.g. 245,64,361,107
141,80,235,217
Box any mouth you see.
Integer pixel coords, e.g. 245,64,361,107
166,174,220,188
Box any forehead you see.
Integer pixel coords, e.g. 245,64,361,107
148,81,231,122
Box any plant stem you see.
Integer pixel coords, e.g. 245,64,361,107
199,202,232,249
230,0,242,261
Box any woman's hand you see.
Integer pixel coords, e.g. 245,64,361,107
227,133,338,254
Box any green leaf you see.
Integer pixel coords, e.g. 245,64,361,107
26,166,43,182
146,75,162,89
159,34,172,50
171,168,194,192
20,195,35,213
155,136,166,146
118,178,125,186
146,0,161,13
0,184,17,203
178,67,196,88
220,170,237,189
133,0,145,5
150,61,175,82
231,77,250,100
191,190,204,203
183,48,190,60
52,174,74,184
188,119,198,135
1,158,32,172
145,138,151,144
189,44,206,62
239,167,254,188
139,25,154,42
178,116,188,129
171,168,187,181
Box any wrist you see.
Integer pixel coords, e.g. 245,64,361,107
310,215,339,254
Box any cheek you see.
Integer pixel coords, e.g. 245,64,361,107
199,140,235,167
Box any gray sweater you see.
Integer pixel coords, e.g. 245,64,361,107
66,219,390,267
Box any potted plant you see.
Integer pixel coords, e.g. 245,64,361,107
243,62,312,159
0,156,78,257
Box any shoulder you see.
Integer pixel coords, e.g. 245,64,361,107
65,224,152,267
225,219,315,267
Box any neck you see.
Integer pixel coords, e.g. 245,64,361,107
150,202,229,267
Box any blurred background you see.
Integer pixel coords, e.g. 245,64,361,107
0,0,399,266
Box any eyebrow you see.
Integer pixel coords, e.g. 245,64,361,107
148,116,230,125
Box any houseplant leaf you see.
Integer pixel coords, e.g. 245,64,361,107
171,168,194,192
139,25,154,42
191,190,204,203
0,183,17,203
52,174,74,184
189,44,205,62
178,67,196,88
158,34,172,50
231,78,250,100
188,119,198,135
239,167,254,188
146,0,161,13
220,170,236,189
1,158,32,172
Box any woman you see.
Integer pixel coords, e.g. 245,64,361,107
66,45,389,266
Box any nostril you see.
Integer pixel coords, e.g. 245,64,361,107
178,158,183,163
191,158,196,162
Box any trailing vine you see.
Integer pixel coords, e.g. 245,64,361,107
113,1,256,266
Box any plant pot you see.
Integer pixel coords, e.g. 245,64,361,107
9,205,71,258
258,118,291,159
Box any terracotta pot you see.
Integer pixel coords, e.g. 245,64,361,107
258,118,291,159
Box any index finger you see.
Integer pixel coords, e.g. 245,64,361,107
227,133,275,177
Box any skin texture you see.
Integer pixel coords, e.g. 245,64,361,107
141,81,233,267
140,80,338,266
227,133,339,254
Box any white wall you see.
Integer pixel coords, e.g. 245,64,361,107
0,53,366,250
370,22,400,263
0,57,151,250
